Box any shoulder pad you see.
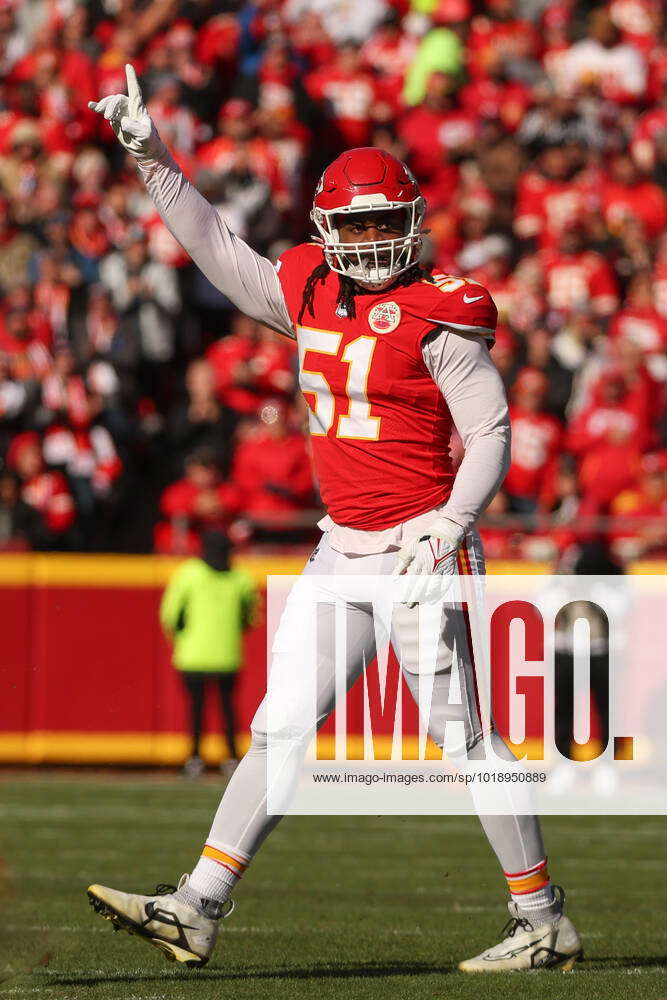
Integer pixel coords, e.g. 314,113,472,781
421,274,498,337
277,242,324,273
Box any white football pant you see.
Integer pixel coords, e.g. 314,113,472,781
204,532,546,880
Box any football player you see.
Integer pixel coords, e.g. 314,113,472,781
85,66,582,973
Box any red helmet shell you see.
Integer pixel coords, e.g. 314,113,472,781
314,147,421,212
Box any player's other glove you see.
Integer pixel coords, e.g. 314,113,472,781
392,517,463,609
88,64,164,161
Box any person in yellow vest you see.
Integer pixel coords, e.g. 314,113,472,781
160,530,258,778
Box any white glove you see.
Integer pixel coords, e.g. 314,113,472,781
392,518,463,609
88,64,164,161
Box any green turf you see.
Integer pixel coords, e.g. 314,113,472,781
0,776,665,1000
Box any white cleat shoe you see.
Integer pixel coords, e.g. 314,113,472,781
458,889,583,973
87,875,231,968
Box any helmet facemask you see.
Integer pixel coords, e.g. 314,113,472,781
311,194,425,285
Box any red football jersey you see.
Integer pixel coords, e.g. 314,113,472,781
276,244,497,530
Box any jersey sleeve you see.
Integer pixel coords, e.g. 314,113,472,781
423,277,498,342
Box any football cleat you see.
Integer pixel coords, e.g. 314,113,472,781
87,875,231,968
458,888,582,973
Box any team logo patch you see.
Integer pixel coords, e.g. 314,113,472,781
368,301,401,334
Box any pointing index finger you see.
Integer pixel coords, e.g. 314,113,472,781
125,63,142,118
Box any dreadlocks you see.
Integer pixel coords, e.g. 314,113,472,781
298,261,330,324
298,261,434,324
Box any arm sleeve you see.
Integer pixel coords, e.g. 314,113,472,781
422,328,511,535
159,569,187,636
136,149,294,338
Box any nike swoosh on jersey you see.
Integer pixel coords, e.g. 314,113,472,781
462,293,484,303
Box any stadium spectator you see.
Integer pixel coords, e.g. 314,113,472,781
541,223,619,319
283,0,389,46
567,370,646,515
612,450,667,558
5,429,76,549
552,7,647,103
167,357,236,475
399,71,475,208
601,153,667,240
155,446,241,555
305,41,379,149
402,25,463,106
99,227,180,406
206,315,295,416
609,271,667,359
504,367,563,513
231,399,316,539
523,327,573,421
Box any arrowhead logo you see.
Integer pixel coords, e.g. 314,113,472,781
368,301,401,334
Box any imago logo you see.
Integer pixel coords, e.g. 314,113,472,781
264,574,666,817
490,599,632,763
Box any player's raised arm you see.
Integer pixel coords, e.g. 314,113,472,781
89,65,293,339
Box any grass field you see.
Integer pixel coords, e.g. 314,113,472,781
0,774,665,1000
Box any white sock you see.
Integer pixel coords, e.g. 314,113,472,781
506,859,559,925
513,883,558,924
188,842,249,905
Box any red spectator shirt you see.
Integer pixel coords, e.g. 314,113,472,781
206,334,294,414
459,78,532,133
160,479,241,525
361,30,417,109
467,15,540,80
22,471,75,534
231,425,314,518
305,67,378,147
196,136,287,199
504,406,562,505
601,178,667,239
611,485,667,549
43,424,122,493
609,305,667,354
567,398,650,457
540,248,619,316
515,171,592,246
399,105,476,206
609,0,661,56
276,243,497,530
578,441,643,509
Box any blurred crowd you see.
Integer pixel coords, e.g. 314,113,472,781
1,0,666,561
